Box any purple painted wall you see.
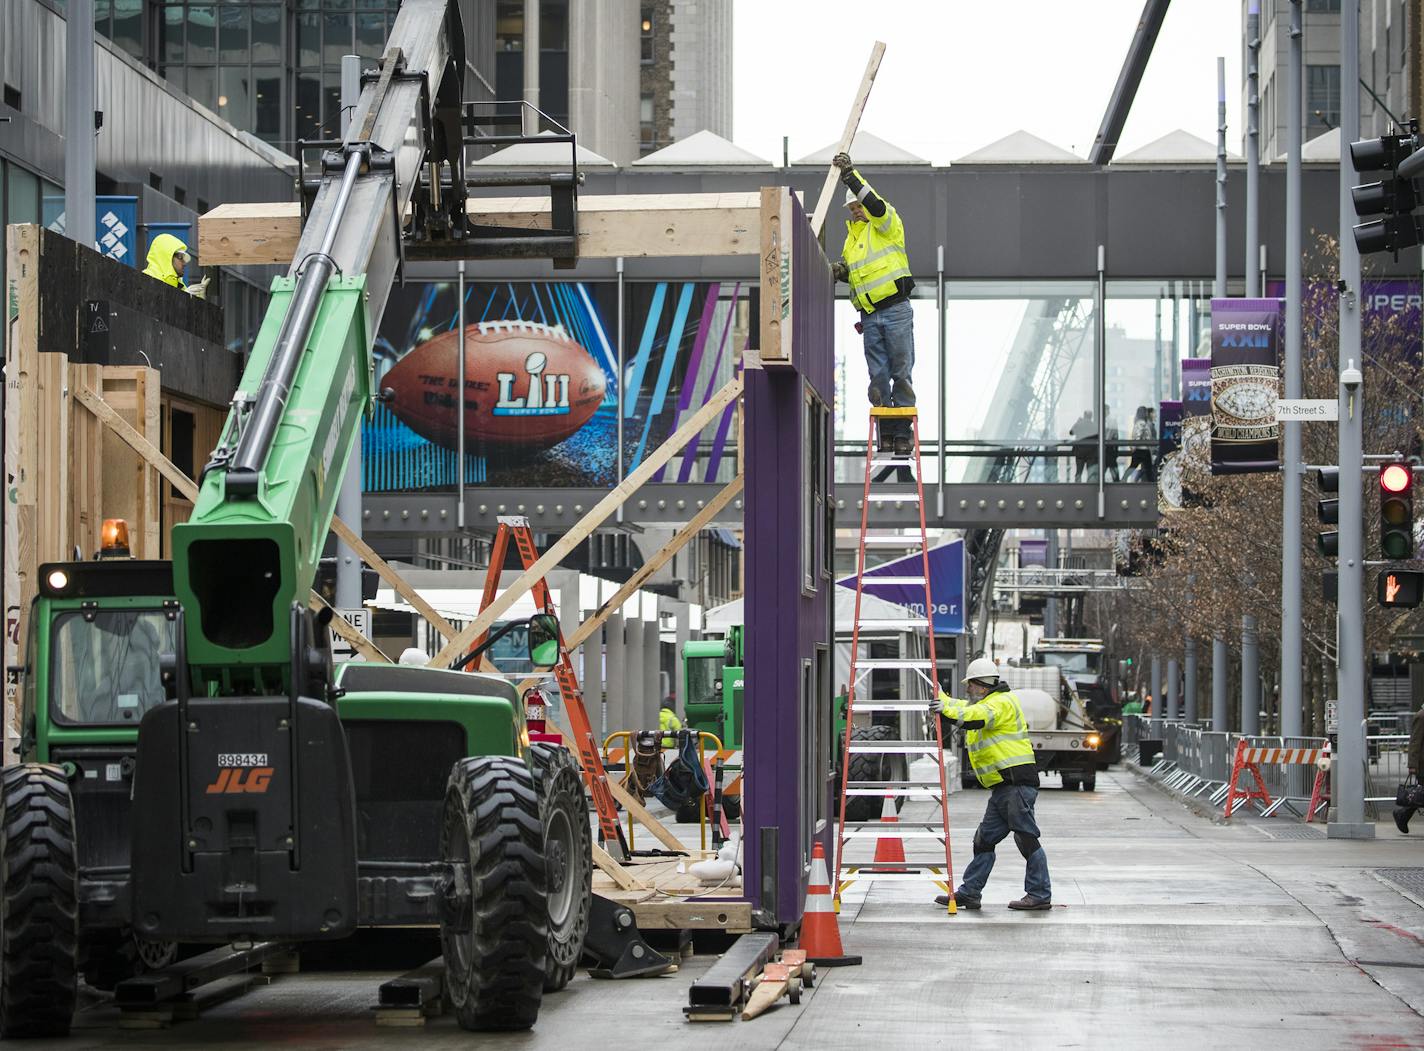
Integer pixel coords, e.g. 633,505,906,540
743,190,836,927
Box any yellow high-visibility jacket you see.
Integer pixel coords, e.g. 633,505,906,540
936,687,1036,787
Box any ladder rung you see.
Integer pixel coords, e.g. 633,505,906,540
870,458,917,468
847,743,943,754
847,779,943,788
843,829,947,839
857,618,930,629
866,492,920,503
844,788,943,797
852,659,934,669
869,407,918,417
840,819,944,828
847,701,933,711
861,535,921,546
860,576,926,585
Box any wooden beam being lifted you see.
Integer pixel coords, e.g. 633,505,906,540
198,193,761,267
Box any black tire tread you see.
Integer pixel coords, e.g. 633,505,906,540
844,725,907,822
527,744,592,993
1,763,78,1038
442,756,547,1031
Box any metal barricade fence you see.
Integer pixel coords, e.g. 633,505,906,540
1365,733,1411,817
1131,719,1328,817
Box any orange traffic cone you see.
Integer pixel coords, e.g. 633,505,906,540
872,793,908,871
801,842,862,967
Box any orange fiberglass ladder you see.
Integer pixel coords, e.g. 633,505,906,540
471,515,629,859
833,407,956,913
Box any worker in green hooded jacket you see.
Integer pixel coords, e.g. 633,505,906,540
143,233,209,298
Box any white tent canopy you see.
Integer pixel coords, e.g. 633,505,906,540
795,130,929,166
632,129,771,167
955,130,1084,164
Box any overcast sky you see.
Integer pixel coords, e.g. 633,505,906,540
732,0,1243,164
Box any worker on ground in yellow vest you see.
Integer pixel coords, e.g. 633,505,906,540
659,695,682,734
929,657,1052,911
831,151,915,462
142,232,210,298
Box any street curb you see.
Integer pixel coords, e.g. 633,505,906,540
1123,760,1235,825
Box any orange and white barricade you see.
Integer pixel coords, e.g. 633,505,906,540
1223,740,1327,819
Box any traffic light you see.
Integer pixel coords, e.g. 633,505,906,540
1316,466,1339,557
1378,569,1424,608
1351,129,1424,255
1379,461,1415,560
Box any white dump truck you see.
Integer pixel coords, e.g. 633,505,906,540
957,664,1103,791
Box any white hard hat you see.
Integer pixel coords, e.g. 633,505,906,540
844,188,857,207
962,657,1000,684
398,647,429,666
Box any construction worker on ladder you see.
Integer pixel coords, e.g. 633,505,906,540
831,151,916,465
930,658,1052,912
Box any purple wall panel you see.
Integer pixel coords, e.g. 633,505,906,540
743,190,836,926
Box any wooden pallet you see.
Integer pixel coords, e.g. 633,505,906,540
591,856,752,933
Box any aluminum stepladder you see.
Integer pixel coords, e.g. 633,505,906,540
470,516,629,860
833,408,956,913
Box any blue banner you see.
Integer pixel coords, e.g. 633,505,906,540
42,196,138,266
837,539,965,634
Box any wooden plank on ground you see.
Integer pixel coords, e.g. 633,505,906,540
606,778,687,855
431,376,743,668
591,843,651,892
512,474,743,698
628,898,753,933
809,41,887,237
198,193,763,266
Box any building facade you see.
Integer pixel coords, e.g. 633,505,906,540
1251,0,1418,159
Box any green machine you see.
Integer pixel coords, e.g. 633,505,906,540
681,625,744,747
0,1,602,1037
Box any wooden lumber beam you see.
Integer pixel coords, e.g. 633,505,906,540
591,843,651,892
430,376,744,668
606,778,688,855
198,193,762,266
511,474,743,698
73,385,389,663
328,518,457,642
809,41,887,237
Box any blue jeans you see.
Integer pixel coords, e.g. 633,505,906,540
958,782,1051,902
861,299,915,437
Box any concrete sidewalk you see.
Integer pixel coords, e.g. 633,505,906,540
47,768,1424,1049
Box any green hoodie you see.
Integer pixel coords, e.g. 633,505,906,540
142,232,188,287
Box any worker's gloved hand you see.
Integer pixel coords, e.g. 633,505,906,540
184,275,211,300
928,700,945,717
832,260,849,282
832,151,853,171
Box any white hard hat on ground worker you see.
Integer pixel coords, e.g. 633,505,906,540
962,657,1000,684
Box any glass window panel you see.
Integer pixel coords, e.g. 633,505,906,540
7,165,40,227
110,0,143,58
187,6,217,64
255,73,282,140
324,11,352,65
323,71,342,136
297,11,320,67
295,73,321,141
218,5,250,63
251,5,281,63
356,12,386,57
163,65,186,93
93,0,112,32
161,5,185,64
542,0,568,50
217,66,251,131
187,66,217,110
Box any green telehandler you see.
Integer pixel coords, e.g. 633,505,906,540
1,0,597,1035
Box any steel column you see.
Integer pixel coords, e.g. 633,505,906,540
1245,1,1261,297
605,613,626,737
1331,0,1372,839
1280,0,1305,739
625,615,646,732
1212,637,1228,731
1241,615,1259,735
1216,56,1228,298
522,0,540,136
643,602,661,732
1167,658,1180,721
64,0,96,251
937,244,946,518
1095,245,1106,519
335,54,365,608
1184,636,1198,722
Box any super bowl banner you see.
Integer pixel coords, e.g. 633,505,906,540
1158,400,1182,455
836,540,966,634
364,280,746,491
1209,298,1283,475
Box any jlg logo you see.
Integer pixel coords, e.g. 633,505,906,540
205,767,275,794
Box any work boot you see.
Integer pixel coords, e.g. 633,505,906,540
934,893,980,910
1007,895,1052,911
893,435,913,457
1395,806,1412,834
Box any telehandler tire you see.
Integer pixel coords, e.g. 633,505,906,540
528,744,592,993
0,764,78,1038
440,756,546,1031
